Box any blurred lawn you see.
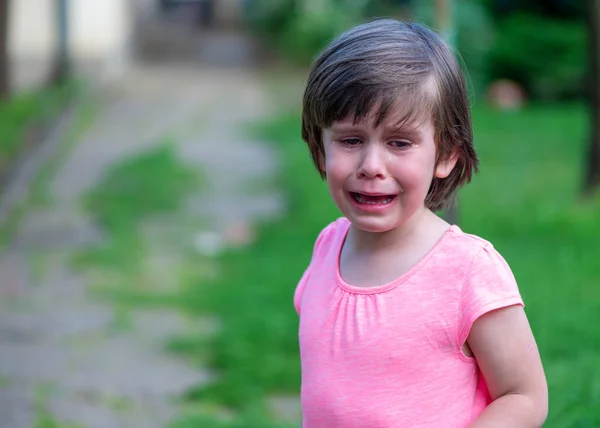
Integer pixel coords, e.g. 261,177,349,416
182,103,600,426
0,83,75,176
73,142,200,288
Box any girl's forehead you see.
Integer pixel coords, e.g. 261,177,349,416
336,92,435,128
332,108,433,132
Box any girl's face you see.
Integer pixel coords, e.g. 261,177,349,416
321,113,456,234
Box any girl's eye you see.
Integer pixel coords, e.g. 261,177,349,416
390,140,412,149
339,138,362,146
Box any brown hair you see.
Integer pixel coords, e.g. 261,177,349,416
301,19,479,211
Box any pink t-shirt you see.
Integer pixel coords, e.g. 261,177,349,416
294,218,524,428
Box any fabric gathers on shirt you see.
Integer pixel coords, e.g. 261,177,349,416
295,217,524,428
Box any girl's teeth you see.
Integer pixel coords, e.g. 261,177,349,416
354,194,394,204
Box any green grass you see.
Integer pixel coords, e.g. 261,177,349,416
73,143,199,274
178,103,600,426
84,142,199,233
0,80,84,247
29,90,98,207
35,384,83,428
72,142,201,329
0,81,78,174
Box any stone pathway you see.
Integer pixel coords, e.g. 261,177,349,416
0,64,284,427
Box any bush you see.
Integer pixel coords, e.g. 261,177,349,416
487,13,586,101
248,0,496,95
246,1,587,102
245,0,370,64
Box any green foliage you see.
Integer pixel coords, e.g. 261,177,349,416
244,0,296,40
247,1,587,102
246,0,370,64
276,6,357,64
488,13,586,101
415,5,587,101
414,0,496,98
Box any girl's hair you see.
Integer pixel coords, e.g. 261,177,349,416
301,19,479,211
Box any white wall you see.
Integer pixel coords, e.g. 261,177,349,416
70,0,131,60
8,0,133,89
9,0,56,59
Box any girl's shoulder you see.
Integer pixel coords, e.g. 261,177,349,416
310,217,350,255
443,225,506,265
294,218,348,315
441,225,520,300
431,225,519,295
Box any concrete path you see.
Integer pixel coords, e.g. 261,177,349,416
0,64,284,427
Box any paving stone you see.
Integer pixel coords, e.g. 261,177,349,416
14,206,103,251
186,192,285,228
48,395,177,428
0,343,72,383
62,341,213,399
0,250,31,299
0,387,35,428
0,304,112,343
130,309,190,346
47,389,180,428
47,398,128,428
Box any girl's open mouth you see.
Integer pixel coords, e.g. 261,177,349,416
350,192,397,205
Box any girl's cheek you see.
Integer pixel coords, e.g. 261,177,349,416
325,153,347,174
398,168,434,194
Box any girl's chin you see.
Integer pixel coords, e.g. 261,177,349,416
342,205,427,235
346,216,402,234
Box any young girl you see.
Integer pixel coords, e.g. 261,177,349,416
295,19,548,427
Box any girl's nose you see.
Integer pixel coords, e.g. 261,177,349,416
357,144,386,179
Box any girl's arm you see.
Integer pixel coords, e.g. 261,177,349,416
467,305,548,428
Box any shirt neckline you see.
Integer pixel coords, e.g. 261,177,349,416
334,219,459,295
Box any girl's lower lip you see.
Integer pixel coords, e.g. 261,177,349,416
348,193,398,212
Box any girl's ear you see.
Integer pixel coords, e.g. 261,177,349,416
434,149,459,179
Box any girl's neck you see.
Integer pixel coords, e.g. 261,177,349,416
347,209,447,255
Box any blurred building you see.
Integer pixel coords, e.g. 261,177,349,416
9,0,251,92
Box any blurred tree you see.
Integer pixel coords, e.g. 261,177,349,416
0,0,9,100
433,0,460,224
585,0,600,194
414,0,495,98
490,0,585,20
435,0,454,44
247,0,367,64
488,13,585,101
48,0,70,86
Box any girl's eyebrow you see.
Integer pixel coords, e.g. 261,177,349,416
386,126,421,138
328,123,423,138
328,123,363,133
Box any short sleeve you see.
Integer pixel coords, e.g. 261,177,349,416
457,244,524,345
294,267,311,315
294,220,338,315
